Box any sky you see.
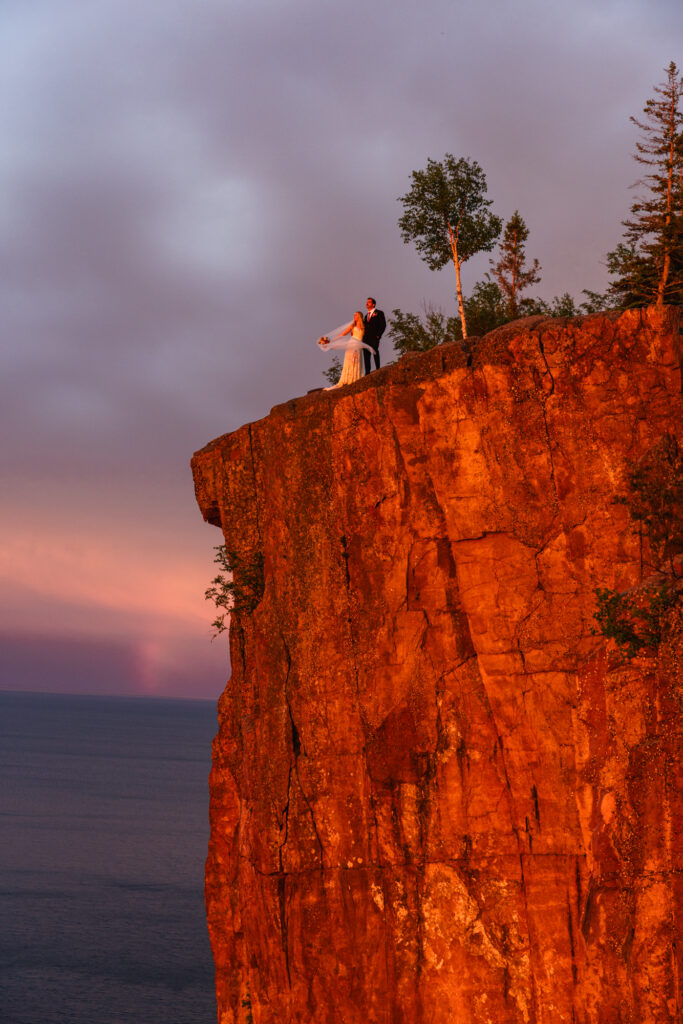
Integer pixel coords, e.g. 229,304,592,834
1,0,680,700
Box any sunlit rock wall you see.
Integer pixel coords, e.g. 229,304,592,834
192,308,681,1024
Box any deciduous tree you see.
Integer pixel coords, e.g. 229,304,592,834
397,155,502,337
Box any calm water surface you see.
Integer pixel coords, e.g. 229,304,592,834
0,691,218,1024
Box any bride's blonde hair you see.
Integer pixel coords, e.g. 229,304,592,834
353,311,365,333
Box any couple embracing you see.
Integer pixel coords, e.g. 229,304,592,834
318,297,386,390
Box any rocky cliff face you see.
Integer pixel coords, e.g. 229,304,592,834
192,308,682,1024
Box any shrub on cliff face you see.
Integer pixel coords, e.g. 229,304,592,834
594,583,679,660
593,434,682,659
619,434,683,572
205,544,265,635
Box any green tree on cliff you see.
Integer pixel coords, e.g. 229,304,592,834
388,282,509,357
593,434,682,659
397,155,502,338
388,284,597,359
460,279,510,334
489,211,542,318
607,61,683,307
205,545,264,635
388,305,461,356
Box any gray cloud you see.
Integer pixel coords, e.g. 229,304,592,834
1,0,680,694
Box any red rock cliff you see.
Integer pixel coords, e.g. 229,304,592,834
192,309,682,1024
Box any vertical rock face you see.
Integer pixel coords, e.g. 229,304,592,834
192,309,682,1024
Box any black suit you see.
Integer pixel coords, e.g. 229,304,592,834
363,308,386,374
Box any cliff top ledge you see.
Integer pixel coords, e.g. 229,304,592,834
193,306,680,530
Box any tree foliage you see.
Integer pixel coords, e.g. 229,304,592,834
388,282,510,357
578,289,612,314
461,280,509,335
205,545,265,636
489,211,542,317
397,155,502,337
543,292,580,317
592,434,682,660
525,290,611,318
322,356,342,386
619,433,683,575
388,306,461,357
607,61,683,307
593,583,679,660
388,284,608,359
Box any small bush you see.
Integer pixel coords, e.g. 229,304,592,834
617,434,683,574
593,582,679,660
592,434,682,659
205,545,265,635
323,356,342,386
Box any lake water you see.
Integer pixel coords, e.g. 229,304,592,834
0,691,218,1024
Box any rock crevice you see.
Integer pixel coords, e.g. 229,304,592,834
193,308,681,1024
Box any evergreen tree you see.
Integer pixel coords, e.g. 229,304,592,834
489,211,541,317
608,61,683,307
397,155,502,337
579,289,612,314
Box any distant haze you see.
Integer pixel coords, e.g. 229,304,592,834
1,0,680,698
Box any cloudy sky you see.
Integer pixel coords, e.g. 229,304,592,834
1,0,679,699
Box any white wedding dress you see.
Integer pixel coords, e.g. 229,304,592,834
319,323,373,390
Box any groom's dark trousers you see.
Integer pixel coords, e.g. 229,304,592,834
363,309,386,375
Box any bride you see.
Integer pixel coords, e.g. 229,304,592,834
318,312,374,389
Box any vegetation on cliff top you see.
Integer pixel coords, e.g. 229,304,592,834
607,61,683,309
397,156,502,339
390,60,683,359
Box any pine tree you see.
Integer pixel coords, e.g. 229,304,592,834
397,155,502,338
489,211,542,318
608,61,683,307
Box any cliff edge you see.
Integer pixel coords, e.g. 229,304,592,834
192,308,682,1024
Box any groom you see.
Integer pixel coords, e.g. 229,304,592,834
363,297,386,375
